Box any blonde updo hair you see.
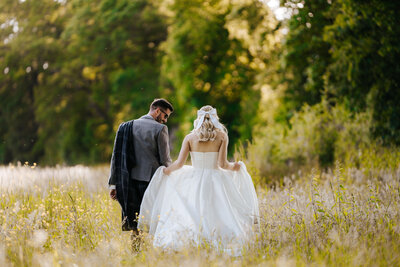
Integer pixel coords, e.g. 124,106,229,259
192,105,227,142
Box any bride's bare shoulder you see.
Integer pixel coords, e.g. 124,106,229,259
184,132,198,142
185,132,195,138
216,130,228,140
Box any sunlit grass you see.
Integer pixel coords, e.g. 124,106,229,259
0,161,399,266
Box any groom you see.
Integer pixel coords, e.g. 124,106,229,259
108,98,173,234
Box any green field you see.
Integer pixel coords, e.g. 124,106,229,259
1,160,399,266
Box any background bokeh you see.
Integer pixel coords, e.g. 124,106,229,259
1,0,399,181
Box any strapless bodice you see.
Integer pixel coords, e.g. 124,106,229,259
190,152,219,169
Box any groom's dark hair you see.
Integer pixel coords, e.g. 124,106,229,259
150,98,174,112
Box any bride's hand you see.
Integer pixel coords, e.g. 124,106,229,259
163,167,171,175
233,162,241,171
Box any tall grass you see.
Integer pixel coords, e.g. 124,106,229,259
1,158,399,266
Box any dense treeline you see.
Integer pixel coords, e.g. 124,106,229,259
279,0,400,144
247,0,400,179
0,0,399,170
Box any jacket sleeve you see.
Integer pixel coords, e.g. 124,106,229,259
157,125,172,167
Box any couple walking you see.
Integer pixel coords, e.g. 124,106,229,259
108,98,259,253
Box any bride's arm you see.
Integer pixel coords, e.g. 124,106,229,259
218,132,240,171
163,135,190,175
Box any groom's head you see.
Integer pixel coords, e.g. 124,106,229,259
149,98,174,124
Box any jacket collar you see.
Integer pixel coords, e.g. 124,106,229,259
140,114,156,121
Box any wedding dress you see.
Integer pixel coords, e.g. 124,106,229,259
138,151,259,254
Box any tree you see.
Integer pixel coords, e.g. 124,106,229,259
35,0,168,164
160,0,277,152
0,0,67,163
279,0,333,115
324,0,400,144
0,0,168,164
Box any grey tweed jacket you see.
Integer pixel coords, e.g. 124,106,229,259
130,114,172,181
109,114,172,184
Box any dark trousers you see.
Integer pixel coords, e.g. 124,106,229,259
125,179,149,230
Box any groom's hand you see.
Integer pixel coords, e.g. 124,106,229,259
109,189,117,200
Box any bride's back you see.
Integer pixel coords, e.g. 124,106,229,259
187,131,225,152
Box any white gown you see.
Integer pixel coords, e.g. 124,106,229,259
138,152,259,254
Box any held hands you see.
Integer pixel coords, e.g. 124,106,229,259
163,167,172,176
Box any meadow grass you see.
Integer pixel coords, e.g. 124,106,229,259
0,161,399,266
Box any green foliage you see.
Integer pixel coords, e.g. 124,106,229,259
0,0,167,164
44,0,167,164
246,0,400,180
1,0,399,167
280,0,333,113
323,0,400,144
160,0,276,154
0,0,66,163
246,101,376,180
280,0,400,143
0,0,278,164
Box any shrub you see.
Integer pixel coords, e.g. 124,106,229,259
244,100,392,182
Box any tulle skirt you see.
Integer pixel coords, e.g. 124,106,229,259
138,162,259,255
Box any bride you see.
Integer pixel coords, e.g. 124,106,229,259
138,105,259,254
